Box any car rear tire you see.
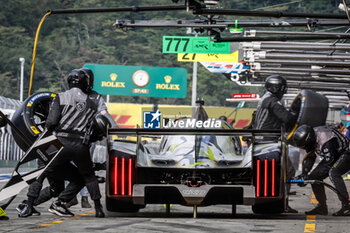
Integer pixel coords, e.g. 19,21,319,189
105,196,141,213
252,199,285,214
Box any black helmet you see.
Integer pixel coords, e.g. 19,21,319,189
90,114,111,142
292,124,316,150
67,68,94,93
81,67,94,90
265,75,287,99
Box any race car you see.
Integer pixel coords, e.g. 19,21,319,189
105,90,329,215
105,105,289,215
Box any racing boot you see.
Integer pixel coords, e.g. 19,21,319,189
94,200,105,218
332,204,350,216
17,201,41,216
16,200,28,213
0,215,9,220
48,200,74,217
305,204,328,215
81,196,92,208
18,205,34,218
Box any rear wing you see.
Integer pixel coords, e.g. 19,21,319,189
108,128,282,137
107,128,287,169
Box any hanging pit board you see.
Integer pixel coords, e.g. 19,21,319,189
177,51,239,62
162,36,230,54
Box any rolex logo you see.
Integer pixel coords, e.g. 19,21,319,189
156,75,179,90
102,73,125,88
110,73,117,81
164,75,172,84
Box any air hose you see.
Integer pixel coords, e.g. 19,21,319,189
287,179,348,202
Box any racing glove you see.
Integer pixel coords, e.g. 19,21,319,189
293,174,308,187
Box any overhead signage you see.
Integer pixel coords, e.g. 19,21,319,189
232,93,258,99
162,36,230,54
200,62,249,74
84,64,187,98
177,51,239,62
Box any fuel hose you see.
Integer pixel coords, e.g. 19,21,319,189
287,179,348,201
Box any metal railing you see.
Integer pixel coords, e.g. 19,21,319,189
0,128,22,161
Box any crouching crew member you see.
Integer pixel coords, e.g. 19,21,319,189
293,124,350,216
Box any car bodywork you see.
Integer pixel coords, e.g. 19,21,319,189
105,116,288,215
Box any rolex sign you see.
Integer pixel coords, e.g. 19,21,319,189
84,64,187,98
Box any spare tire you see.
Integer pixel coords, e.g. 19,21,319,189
11,92,56,151
286,90,328,142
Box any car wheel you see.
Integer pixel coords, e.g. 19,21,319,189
252,199,285,214
105,196,142,213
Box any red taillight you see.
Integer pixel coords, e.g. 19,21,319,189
121,157,125,196
264,159,268,197
256,158,278,198
256,159,260,197
272,159,275,197
112,156,134,196
128,158,132,196
114,157,118,195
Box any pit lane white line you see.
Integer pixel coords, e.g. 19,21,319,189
0,174,11,182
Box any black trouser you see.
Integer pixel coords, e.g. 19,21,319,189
307,156,335,206
33,177,64,206
49,137,101,201
307,153,350,206
329,152,350,205
28,162,84,203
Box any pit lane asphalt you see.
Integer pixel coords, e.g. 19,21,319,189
1,170,350,233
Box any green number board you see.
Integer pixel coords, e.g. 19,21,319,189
162,36,230,54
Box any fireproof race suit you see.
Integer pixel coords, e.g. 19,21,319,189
302,126,350,206
44,87,109,202
253,91,297,213
254,91,296,132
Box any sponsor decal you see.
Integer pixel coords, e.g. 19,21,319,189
143,110,161,129
155,75,180,91
30,126,40,135
36,149,48,162
101,73,126,88
164,118,221,128
110,114,134,128
75,101,86,111
181,189,206,196
201,62,249,74
27,92,52,107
